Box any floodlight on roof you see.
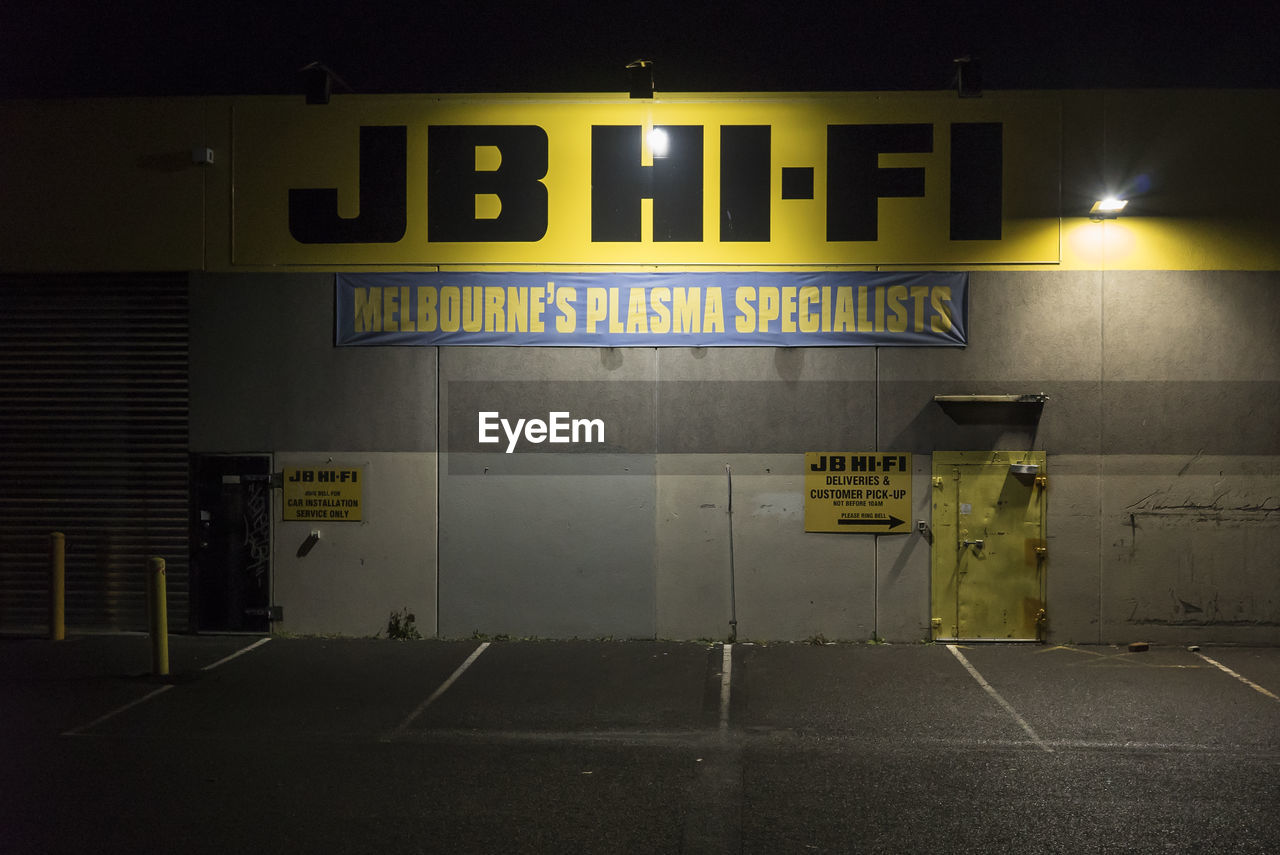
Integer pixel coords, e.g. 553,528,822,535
1090,198,1128,219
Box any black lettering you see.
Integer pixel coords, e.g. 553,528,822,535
288,125,407,244
781,167,815,200
950,122,1002,240
810,455,828,472
428,125,549,242
591,125,703,242
826,123,932,242
720,125,770,242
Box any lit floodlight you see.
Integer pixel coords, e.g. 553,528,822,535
1090,198,1128,218
648,127,670,158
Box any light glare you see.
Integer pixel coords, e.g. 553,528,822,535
1091,198,1128,214
648,127,670,158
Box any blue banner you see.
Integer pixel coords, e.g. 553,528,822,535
336,272,967,347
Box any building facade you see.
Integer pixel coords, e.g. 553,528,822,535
1,89,1277,643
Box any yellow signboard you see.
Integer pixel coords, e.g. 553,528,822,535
231,92,1061,267
804,452,911,533
284,466,363,521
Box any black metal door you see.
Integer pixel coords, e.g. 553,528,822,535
191,455,271,632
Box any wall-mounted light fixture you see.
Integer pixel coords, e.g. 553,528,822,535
299,61,351,105
627,59,655,99
1090,198,1128,220
953,56,982,98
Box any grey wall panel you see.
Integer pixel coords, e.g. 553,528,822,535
880,271,1105,383
658,381,877,453
448,379,882,454
1039,455,1104,643
447,381,654,454
656,347,879,451
273,451,436,637
656,346,877,382
1099,272,1280,644
874,464,933,642
444,345,659,381
655,455,735,640
190,273,436,452
653,350,881,641
1102,273,1279,462
438,453,657,639
1102,271,1280,382
728,460,876,641
1101,381,1280,455
1100,272,1280,458
877,268,1105,459
1101,455,1280,643
658,454,882,644
439,348,658,639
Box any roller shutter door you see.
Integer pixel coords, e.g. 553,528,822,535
0,274,189,632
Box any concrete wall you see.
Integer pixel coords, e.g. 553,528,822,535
273,451,436,636
1099,271,1280,643
880,271,1106,643
438,348,659,639
189,271,1280,643
190,273,438,636
652,348,880,642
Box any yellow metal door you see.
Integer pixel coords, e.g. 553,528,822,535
931,451,1047,641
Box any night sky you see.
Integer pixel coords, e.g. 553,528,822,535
1,1,1277,98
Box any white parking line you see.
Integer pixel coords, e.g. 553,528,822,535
62,684,174,737
1194,652,1280,702
947,644,1052,753
719,643,733,733
202,636,272,671
62,636,274,737
384,641,490,741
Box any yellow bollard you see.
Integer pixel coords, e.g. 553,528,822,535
147,556,169,677
49,532,65,641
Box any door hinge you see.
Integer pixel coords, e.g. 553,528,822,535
1035,475,1047,489
930,617,942,629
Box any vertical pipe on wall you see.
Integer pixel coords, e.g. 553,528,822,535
726,464,737,642
1097,91,1108,646
435,346,441,639
873,347,880,639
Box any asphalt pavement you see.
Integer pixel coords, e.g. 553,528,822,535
2,635,1277,854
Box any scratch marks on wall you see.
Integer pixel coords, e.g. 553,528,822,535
1115,478,1279,628
1125,486,1280,527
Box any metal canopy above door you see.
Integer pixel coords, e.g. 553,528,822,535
931,451,1047,642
